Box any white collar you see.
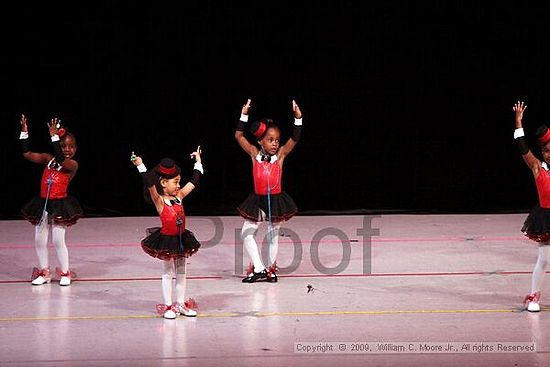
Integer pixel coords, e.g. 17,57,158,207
255,152,278,163
543,162,549,171
164,197,181,206
47,158,62,171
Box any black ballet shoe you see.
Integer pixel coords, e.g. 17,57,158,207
242,269,268,283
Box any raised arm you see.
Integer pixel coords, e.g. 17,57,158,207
178,146,204,199
513,101,540,177
235,98,259,157
278,99,303,159
131,153,164,214
19,114,53,164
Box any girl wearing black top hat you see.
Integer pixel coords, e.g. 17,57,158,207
131,149,203,319
235,98,303,283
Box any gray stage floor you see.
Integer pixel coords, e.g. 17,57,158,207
0,214,549,366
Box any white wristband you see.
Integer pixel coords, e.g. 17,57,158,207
294,117,303,126
514,128,525,139
51,134,60,142
194,162,204,174
136,163,147,173
19,131,29,139
240,114,249,123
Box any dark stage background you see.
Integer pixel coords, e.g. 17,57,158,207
1,2,549,219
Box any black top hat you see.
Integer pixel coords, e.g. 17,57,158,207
251,118,274,139
155,158,181,178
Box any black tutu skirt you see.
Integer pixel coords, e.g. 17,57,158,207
21,196,83,226
521,204,550,242
141,227,201,260
237,192,297,223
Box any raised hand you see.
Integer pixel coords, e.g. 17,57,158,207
130,151,143,166
292,100,302,119
47,117,61,137
242,99,252,116
513,101,527,127
190,145,202,163
20,114,28,132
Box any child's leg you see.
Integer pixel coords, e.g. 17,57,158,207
525,244,549,311
241,220,264,272
175,258,196,316
51,225,69,273
162,259,175,305
31,216,52,284
175,258,187,305
34,215,50,269
531,245,550,294
268,223,281,267
52,225,72,285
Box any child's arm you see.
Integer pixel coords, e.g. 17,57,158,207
131,153,164,214
178,146,204,199
235,98,259,157
47,117,78,173
19,114,53,164
278,100,303,159
513,101,541,177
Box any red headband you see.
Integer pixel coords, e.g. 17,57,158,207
253,122,267,138
539,129,550,144
158,165,177,176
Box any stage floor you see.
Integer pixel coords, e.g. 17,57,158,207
0,214,549,366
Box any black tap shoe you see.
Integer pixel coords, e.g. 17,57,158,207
242,269,268,283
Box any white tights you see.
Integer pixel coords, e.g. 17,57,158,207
162,258,187,306
241,220,281,273
34,213,69,272
531,245,550,294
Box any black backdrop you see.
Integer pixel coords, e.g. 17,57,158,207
1,1,549,219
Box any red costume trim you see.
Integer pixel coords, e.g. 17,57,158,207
184,298,198,310
523,291,541,305
253,122,267,138
56,267,76,279
159,165,177,176
267,262,278,277
540,129,550,144
156,304,177,315
31,267,51,281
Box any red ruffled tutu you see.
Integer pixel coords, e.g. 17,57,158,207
141,227,201,260
237,192,297,223
522,204,550,242
21,196,83,226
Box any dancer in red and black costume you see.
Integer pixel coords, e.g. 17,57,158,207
19,114,83,286
235,98,302,283
514,101,550,312
131,149,203,319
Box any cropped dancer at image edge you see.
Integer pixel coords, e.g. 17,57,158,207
235,98,302,283
514,101,550,312
19,114,83,286
131,148,203,319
